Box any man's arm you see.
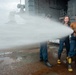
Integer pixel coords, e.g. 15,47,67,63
70,23,76,36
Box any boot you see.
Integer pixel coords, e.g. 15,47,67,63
57,59,61,64
57,55,61,64
68,58,73,72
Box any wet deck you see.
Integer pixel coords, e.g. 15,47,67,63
0,44,76,75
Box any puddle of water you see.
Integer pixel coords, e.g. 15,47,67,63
49,46,58,49
0,52,12,56
52,52,58,58
16,56,22,62
0,56,22,65
43,72,58,75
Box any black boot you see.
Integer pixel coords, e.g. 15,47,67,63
44,61,53,67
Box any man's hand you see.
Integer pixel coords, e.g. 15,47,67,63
74,33,76,37
73,28,76,36
74,29,76,33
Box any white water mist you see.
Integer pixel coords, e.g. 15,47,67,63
0,13,73,49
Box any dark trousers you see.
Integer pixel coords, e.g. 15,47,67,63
68,39,76,57
58,37,70,59
40,42,48,62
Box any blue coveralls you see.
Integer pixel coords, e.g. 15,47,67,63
40,42,48,62
68,35,76,57
58,36,70,59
